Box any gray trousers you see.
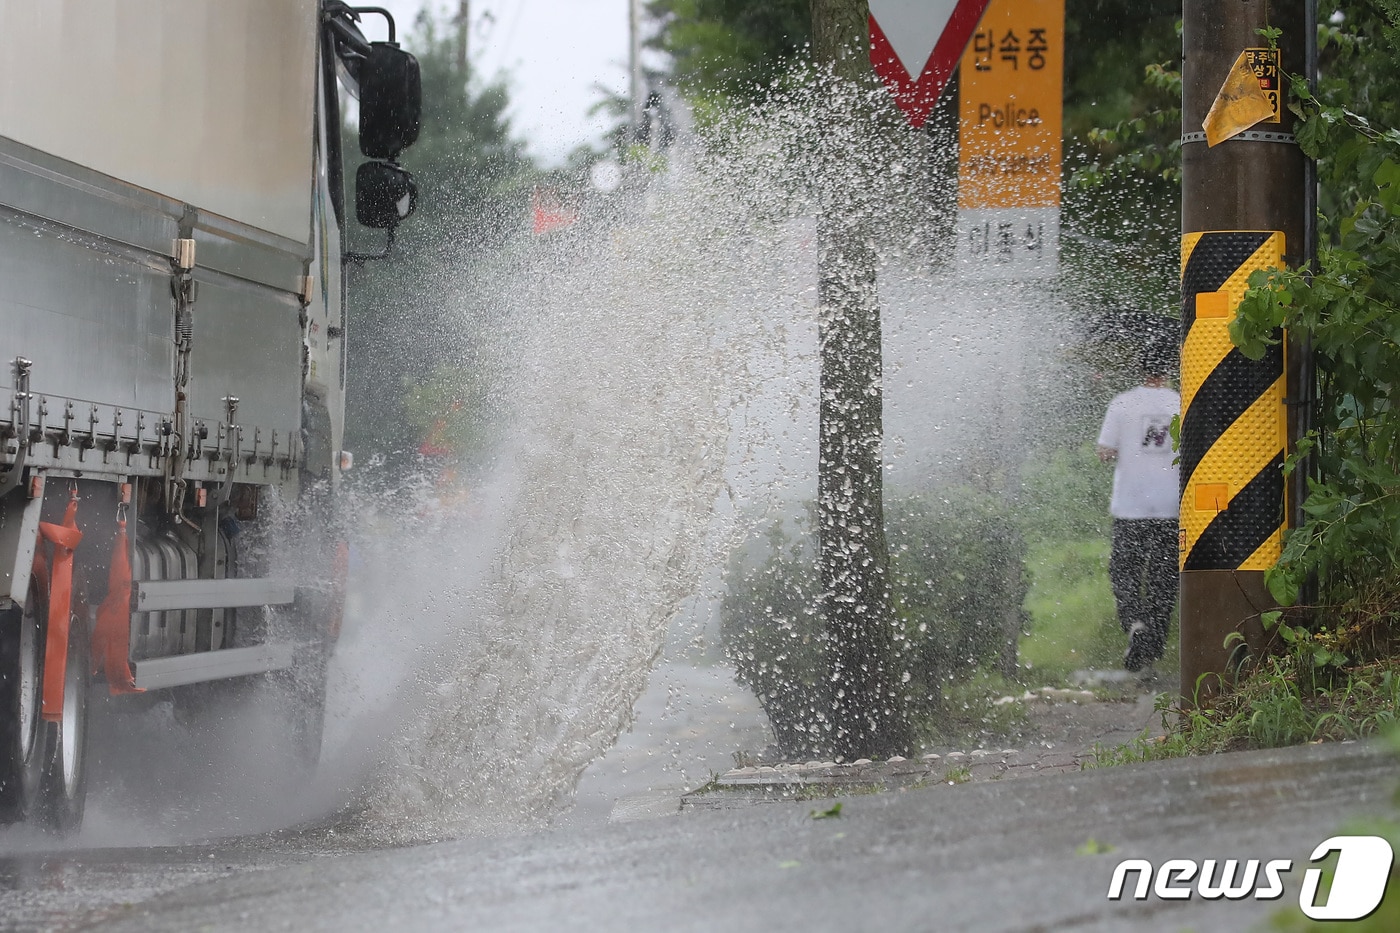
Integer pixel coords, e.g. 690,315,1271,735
1109,518,1178,657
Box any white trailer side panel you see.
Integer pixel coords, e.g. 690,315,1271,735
0,0,317,244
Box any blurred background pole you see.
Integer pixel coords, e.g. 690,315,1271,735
1179,0,1311,700
629,0,643,139
456,1,469,75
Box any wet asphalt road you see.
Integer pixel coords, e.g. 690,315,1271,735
1,740,1396,932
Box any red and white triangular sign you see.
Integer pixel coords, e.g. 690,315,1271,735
869,0,990,128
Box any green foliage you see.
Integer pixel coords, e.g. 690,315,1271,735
1076,837,1117,856
1311,3,1400,228
1090,656,1400,767
943,765,971,785
886,493,1028,697
1062,2,1180,138
1014,445,1143,678
1072,60,1181,185
720,519,827,758
647,0,811,107
344,10,534,465
1232,5,1400,637
720,493,1027,758
347,12,531,252
1059,4,1183,337
1018,445,1112,544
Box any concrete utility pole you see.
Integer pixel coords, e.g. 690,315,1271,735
1179,0,1312,700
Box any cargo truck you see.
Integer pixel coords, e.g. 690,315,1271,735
0,0,421,832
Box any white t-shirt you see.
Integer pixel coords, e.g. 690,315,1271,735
1097,385,1181,519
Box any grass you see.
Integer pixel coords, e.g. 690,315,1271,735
915,671,1034,746
910,523,1177,749
1018,537,1181,680
1088,657,1400,767
1020,537,1121,675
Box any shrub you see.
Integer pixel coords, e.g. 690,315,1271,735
720,492,1027,758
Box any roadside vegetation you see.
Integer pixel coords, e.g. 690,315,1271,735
1083,3,1400,765
718,439,1182,760
1093,659,1400,766
1017,444,1181,682
719,493,1028,759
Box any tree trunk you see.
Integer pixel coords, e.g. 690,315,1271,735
811,0,911,759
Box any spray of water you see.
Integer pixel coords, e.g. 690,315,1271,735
308,68,1084,843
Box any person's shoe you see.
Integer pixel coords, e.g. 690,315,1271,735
1124,622,1153,673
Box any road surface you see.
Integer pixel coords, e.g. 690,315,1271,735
1,740,1395,931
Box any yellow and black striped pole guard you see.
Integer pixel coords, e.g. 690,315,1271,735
1179,231,1288,572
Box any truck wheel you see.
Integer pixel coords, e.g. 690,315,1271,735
0,584,47,824
272,644,328,774
39,608,90,834
298,650,329,771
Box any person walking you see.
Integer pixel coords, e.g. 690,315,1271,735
1097,343,1180,672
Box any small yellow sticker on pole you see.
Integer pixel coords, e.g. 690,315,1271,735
1242,48,1282,123
1203,49,1279,146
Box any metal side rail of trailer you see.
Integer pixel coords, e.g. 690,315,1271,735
129,576,301,690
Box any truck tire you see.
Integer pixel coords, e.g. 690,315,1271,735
39,607,90,834
268,642,328,775
297,648,329,771
0,583,46,824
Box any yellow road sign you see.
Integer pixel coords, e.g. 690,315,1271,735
957,0,1064,209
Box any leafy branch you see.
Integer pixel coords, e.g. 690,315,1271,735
1071,61,1183,186
1232,26,1400,641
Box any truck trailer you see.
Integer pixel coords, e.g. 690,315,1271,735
0,0,420,832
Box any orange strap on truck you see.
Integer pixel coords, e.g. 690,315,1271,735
39,489,82,722
93,516,141,695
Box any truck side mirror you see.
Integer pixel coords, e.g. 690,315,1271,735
359,42,421,159
355,161,417,229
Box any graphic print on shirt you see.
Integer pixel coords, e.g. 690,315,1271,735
1139,416,1172,450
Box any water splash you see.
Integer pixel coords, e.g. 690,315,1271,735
321,69,1075,841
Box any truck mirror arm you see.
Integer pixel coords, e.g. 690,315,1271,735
343,226,397,266
323,3,397,89
323,2,395,48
